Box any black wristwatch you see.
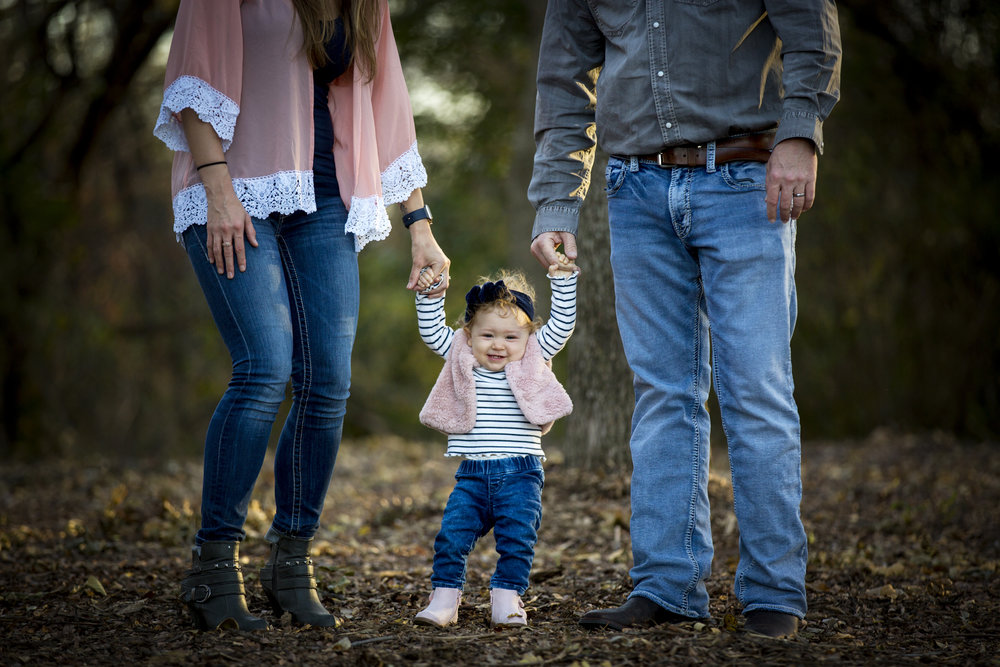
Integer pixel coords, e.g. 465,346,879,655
402,205,433,229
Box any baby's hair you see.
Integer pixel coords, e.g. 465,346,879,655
458,269,543,332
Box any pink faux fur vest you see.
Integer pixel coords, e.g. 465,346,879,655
419,330,573,435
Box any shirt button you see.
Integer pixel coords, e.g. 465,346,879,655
653,21,660,28
666,122,673,129
657,71,664,77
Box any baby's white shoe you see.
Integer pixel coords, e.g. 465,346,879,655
490,588,527,627
414,587,461,627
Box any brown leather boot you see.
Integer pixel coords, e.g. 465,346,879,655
260,536,337,627
179,541,268,631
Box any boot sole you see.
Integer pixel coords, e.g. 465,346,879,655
186,605,268,631
414,615,456,627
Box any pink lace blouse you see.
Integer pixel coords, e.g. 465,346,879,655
153,0,427,250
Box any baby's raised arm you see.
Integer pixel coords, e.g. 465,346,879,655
415,291,454,359
536,267,579,361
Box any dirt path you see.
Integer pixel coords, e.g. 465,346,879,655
1,432,997,665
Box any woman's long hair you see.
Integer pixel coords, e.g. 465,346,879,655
292,0,381,81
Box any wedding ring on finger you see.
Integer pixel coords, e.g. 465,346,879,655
792,192,806,198
222,241,232,247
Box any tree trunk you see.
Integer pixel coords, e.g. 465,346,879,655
564,153,634,471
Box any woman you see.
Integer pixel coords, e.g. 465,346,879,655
154,0,449,630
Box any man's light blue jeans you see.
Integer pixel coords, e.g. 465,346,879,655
183,198,359,545
605,154,807,620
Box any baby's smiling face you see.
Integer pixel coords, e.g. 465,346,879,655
465,306,532,371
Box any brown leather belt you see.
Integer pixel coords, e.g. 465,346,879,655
636,132,775,167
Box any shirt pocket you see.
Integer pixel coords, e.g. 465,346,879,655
589,0,641,34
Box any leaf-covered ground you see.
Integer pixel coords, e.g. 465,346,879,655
2,432,997,665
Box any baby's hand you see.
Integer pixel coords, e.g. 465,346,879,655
548,251,578,277
416,267,445,294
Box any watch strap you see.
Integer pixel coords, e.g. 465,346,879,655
402,205,432,228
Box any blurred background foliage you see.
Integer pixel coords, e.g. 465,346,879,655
1,0,997,461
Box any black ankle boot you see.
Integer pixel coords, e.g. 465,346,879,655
179,541,269,630
260,536,337,627
743,610,800,638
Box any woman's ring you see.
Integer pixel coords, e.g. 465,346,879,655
222,241,232,247
793,192,806,198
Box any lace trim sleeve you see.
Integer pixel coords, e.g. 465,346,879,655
344,194,391,251
171,171,316,239
380,141,428,205
153,75,240,153
346,141,428,251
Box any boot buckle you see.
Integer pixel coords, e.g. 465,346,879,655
186,584,212,603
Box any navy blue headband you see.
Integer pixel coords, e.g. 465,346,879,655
465,280,534,323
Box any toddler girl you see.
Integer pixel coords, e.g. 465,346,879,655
411,256,578,627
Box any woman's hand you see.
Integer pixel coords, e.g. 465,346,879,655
180,108,257,279
201,164,257,279
406,220,450,297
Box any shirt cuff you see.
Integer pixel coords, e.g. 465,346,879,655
775,110,825,155
547,271,579,286
415,292,445,304
531,205,580,240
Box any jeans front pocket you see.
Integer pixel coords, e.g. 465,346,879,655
720,160,767,191
605,157,628,198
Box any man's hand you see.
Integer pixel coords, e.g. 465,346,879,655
531,231,578,272
765,138,818,223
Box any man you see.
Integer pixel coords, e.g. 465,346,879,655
528,0,841,639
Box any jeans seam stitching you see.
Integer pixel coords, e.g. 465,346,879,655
278,232,310,535
682,278,706,611
189,228,257,543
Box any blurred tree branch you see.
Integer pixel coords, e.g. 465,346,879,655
2,0,178,182
1,0,178,453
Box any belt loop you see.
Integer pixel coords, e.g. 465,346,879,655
629,155,639,172
706,141,717,173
